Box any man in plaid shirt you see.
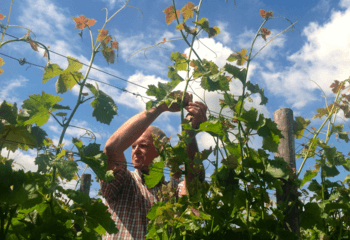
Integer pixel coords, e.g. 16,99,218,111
100,91,207,239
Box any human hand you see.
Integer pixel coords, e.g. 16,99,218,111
162,91,193,112
184,101,207,129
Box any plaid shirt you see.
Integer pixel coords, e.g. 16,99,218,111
100,166,179,240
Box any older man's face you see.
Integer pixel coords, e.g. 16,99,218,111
131,129,159,173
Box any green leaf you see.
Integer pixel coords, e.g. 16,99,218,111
0,101,18,124
322,165,340,178
145,80,182,110
35,154,52,174
53,159,78,181
193,18,220,38
200,75,229,92
257,118,283,152
0,125,47,152
308,179,322,193
324,202,348,214
168,66,184,82
294,116,311,139
224,63,247,85
240,108,264,130
198,118,225,137
55,112,67,117
85,83,118,125
299,202,323,229
300,168,319,188
170,52,187,71
246,81,268,105
145,156,164,189
55,57,84,93
22,91,62,126
265,157,289,180
43,63,64,84
80,152,114,182
52,104,71,111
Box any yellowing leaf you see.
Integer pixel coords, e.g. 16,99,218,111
181,2,195,22
97,29,111,44
0,57,4,67
0,13,5,20
102,45,115,64
72,15,96,29
0,69,3,75
163,5,181,25
227,49,248,66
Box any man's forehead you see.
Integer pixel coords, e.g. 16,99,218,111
133,131,153,144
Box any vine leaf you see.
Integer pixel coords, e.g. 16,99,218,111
0,13,5,20
193,18,221,38
300,168,319,188
145,80,182,110
97,29,112,44
43,57,84,94
246,81,268,105
145,156,164,188
313,104,333,119
22,91,63,127
223,63,247,85
73,140,115,182
85,83,118,125
260,28,271,41
72,15,96,30
163,5,181,25
181,2,195,22
294,116,311,139
266,157,289,180
101,45,115,64
260,9,273,18
0,101,47,152
170,52,187,71
227,49,248,66
111,40,119,50
28,40,39,52
257,118,283,152
330,80,345,93
0,57,5,66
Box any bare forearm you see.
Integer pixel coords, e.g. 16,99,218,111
105,104,166,154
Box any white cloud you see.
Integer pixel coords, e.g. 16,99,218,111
340,0,350,8
113,71,167,111
0,76,28,104
1,149,38,172
216,21,232,44
312,0,332,14
261,6,350,109
101,0,125,9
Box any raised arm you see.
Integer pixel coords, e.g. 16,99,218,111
104,91,193,171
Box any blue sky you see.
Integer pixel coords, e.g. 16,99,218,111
1,0,350,198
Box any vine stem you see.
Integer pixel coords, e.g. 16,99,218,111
296,81,345,177
0,0,14,44
50,2,128,215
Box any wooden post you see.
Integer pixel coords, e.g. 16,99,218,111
80,173,91,196
274,108,300,237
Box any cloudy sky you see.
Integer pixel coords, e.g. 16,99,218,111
1,0,350,197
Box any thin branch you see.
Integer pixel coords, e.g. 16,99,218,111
0,0,14,44
126,5,143,18
127,38,183,61
310,79,329,110
250,19,299,61
195,37,217,58
81,96,94,104
50,113,63,127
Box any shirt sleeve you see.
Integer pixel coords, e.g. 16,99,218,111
99,165,131,202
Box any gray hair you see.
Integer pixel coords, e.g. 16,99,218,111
147,125,167,142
